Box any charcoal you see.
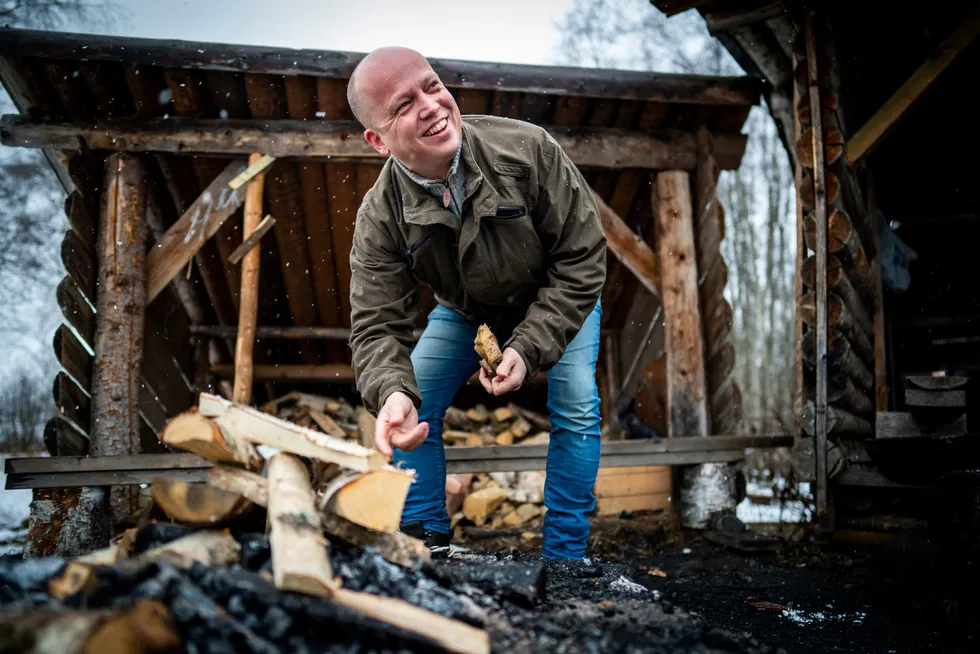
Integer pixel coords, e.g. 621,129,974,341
236,532,271,570
438,560,547,608
133,522,197,554
0,555,65,592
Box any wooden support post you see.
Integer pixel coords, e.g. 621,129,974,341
656,171,724,529
91,152,149,538
601,330,621,434
805,11,833,532
233,153,265,405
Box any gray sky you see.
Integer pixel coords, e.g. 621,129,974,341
108,0,576,65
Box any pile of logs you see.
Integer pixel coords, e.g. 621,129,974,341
0,391,500,653
793,18,877,438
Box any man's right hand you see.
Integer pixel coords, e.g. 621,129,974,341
374,391,429,457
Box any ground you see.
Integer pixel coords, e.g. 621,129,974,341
0,453,32,555
455,512,979,654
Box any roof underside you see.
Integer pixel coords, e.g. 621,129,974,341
0,28,759,386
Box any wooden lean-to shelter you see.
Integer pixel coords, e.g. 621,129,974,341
651,0,980,539
0,27,787,555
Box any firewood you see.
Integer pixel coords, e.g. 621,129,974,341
0,599,180,654
502,503,541,527
330,587,490,654
444,406,471,429
47,561,98,600
474,324,503,376
495,431,514,445
491,406,514,423
319,469,414,532
446,473,473,515
800,400,873,436
267,452,340,596
207,463,269,506
510,416,532,440
355,406,376,449
159,406,263,471
76,527,138,566
150,478,252,527
466,434,483,446
443,429,474,443
508,403,551,431
199,392,386,472
309,408,346,438
463,487,510,527
802,327,874,392
140,529,241,569
321,514,430,568
466,404,490,423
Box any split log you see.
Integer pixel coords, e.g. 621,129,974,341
76,527,139,566
140,528,241,569
356,406,376,449
797,114,845,167
801,254,873,335
801,327,874,392
207,463,269,505
309,409,346,438
800,400,873,436
267,452,340,596
463,487,510,527
159,406,263,471
319,469,415,532
321,514,431,568
509,403,551,432
804,368,873,416
0,599,180,654
199,392,386,472
799,292,874,366
330,588,490,654
150,478,252,526
474,324,503,376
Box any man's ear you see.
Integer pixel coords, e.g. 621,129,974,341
364,129,389,156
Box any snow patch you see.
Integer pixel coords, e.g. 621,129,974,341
0,452,39,555
610,575,657,598
780,607,867,626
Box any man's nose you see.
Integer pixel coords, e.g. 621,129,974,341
418,93,439,118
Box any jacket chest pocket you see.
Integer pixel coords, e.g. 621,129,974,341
470,207,546,306
403,226,460,297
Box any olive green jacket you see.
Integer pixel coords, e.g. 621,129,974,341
348,115,607,415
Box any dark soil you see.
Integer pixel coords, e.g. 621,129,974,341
456,514,980,654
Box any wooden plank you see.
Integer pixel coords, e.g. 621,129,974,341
53,371,90,433
846,4,980,166
0,115,749,170
56,276,94,347
227,154,276,190
64,191,96,250
0,28,761,105
594,469,670,497
655,171,708,438
54,324,92,391
42,415,89,457
61,228,95,302
875,411,967,439
592,189,660,298
329,162,359,324
144,159,248,303
228,214,275,265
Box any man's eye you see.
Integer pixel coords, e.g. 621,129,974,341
398,101,410,112
429,81,439,90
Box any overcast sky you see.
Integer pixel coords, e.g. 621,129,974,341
103,0,576,65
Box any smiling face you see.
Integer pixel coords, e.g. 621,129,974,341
352,47,462,180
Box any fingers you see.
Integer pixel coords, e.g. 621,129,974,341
374,415,393,457
493,370,523,395
390,422,429,452
478,367,494,394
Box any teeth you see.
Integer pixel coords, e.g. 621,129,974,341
424,118,447,137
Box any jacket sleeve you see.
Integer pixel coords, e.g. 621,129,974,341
348,203,422,416
502,133,607,378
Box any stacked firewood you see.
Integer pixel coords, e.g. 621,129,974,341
793,17,876,438
0,392,496,654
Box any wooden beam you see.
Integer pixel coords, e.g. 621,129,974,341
3,435,794,489
0,27,762,106
91,152,148,531
227,214,275,264
0,116,750,170
846,4,980,167
209,362,549,386
144,159,248,303
704,2,788,34
591,189,660,298
654,171,708,438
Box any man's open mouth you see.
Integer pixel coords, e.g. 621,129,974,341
423,118,448,137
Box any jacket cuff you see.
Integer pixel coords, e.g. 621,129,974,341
377,378,422,416
503,334,540,381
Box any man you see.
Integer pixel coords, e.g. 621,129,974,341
346,46,606,559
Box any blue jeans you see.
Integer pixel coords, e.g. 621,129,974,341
392,300,603,559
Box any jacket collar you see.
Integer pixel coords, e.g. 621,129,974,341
396,120,499,230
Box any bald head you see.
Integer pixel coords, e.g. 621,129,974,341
347,46,431,129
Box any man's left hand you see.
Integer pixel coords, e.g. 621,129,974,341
478,347,527,396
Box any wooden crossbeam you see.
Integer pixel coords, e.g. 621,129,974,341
591,189,660,298
0,116,750,170
846,4,980,167
228,214,275,265
3,434,794,489
145,159,247,303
